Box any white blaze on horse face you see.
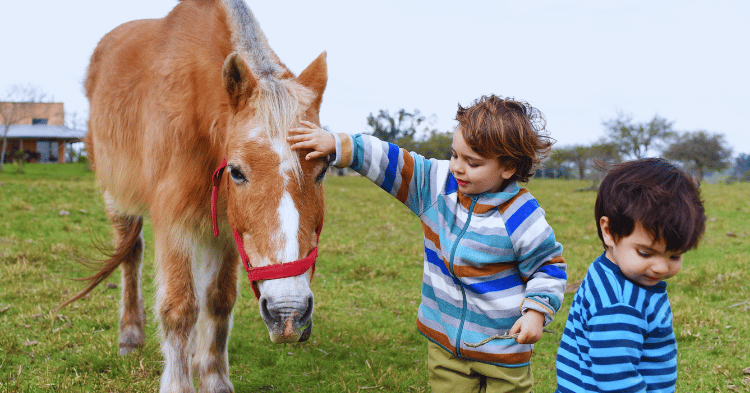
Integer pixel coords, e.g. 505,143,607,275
246,125,264,139
245,124,293,178
277,191,300,262
271,139,294,176
257,190,311,298
238,190,300,267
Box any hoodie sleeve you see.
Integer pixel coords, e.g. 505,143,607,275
331,132,444,216
504,192,567,325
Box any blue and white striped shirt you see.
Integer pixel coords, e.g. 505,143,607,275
333,133,567,367
556,253,677,392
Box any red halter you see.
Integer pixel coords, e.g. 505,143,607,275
211,158,321,299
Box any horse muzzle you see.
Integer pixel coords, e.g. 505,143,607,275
258,283,314,343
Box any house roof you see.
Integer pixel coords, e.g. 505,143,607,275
2,124,86,140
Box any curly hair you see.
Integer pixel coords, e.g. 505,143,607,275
455,95,553,183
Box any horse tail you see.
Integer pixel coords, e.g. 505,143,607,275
57,216,144,311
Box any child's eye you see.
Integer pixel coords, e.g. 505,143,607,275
670,254,683,261
468,162,479,168
637,250,652,258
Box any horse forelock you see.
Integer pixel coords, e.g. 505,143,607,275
251,75,315,183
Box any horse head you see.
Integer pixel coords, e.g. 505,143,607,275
214,48,328,343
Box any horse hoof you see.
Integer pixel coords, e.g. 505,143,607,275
119,343,141,356
198,376,234,393
119,326,145,355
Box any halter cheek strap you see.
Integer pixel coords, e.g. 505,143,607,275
211,158,322,300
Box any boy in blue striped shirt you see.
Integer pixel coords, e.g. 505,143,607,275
290,95,567,392
556,158,706,393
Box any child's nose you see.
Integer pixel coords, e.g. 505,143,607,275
450,160,463,174
652,259,669,274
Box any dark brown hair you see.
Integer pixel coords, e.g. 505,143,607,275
595,158,706,253
455,95,552,183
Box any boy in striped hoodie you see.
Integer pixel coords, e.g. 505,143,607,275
289,95,567,392
556,158,706,392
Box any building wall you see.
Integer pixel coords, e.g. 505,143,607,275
0,102,65,125
6,140,38,162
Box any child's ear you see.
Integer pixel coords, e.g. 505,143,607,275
600,216,616,248
500,163,517,180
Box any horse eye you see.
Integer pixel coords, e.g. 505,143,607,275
315,166,328,183
229,166,247,183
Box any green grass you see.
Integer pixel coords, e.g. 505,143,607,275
1,164,749,392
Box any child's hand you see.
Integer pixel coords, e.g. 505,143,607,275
510,310,545,344
288,120,336,161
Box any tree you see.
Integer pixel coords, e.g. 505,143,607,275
0,84,52,171
539,152,573,179
365,109,426,144
663,131,732,183
410,129,452,160
65,110,88,163
550,145,590,180
603,111,675,159
732,153,750,180
588,141,621,164
549,142,621,181
364,107,452,159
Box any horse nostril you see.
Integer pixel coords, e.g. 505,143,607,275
298,319,312,342
259,298,272,320
299,295,314,323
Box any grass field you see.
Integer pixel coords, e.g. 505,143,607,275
1,163,749,392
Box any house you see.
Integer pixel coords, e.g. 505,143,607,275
0,102,86,163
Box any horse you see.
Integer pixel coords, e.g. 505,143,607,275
59,0,329,391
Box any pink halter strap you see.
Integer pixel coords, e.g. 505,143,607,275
211,158,322,299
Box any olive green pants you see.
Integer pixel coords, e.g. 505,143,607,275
427,341,533,393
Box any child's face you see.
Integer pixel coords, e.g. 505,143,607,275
450,129,515,195
600,217,683,286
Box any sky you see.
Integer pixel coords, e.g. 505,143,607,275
2,0,749,155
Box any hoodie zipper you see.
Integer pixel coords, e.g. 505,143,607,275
448,196,477,358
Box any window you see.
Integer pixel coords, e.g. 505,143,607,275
32,118,48,125
37,140,58,163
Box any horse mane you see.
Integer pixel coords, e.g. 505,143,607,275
221,0,279,77
220,0,314,181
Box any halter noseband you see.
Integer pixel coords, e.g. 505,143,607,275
211,158,322,299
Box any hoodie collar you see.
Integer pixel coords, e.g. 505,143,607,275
447,173,522,214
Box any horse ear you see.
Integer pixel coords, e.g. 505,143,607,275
222,52,258,110
296,51,328,114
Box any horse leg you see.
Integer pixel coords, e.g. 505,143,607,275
154,227,199,393
193,242,238,393
105,206,146,356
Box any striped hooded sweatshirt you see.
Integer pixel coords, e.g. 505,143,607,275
332,133,567,367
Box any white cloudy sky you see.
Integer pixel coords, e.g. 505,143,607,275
2,0,748,155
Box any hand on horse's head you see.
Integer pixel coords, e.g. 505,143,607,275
288,120,336,161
